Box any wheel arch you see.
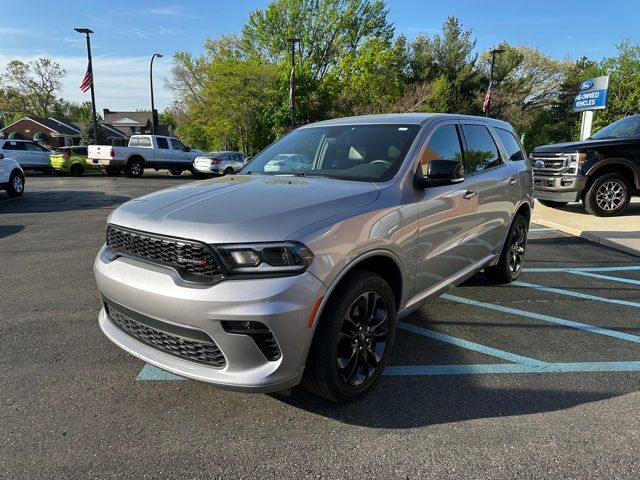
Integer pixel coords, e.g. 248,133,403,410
585,159,640,191
127,154,145,166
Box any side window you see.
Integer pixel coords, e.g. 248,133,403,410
3,141,26,151
170,138,186,151
129,137,139,147
156,137,169,149
461,124,502,174
138,137,152,147
419,124,463,176
25,142,48,152
74,147,88,156
495,128,526,161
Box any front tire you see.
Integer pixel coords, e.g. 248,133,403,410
7,171,25,197
127,158,144,178
537,199,568,208
485,213,528,284
302,271,397,403
583,173,630,217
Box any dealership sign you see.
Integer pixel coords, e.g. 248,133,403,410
572,75,610,111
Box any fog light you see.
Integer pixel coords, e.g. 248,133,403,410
222,321,269,334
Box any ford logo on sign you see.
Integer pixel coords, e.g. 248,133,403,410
580,80,594,91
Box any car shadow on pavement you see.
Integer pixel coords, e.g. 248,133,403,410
547,202,640,216
0,191,130,213
274,383,617,429
0,225,24,239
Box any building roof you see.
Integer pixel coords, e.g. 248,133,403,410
0,116,81,136
103,109,152,127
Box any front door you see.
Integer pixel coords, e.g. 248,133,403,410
414,122,483,295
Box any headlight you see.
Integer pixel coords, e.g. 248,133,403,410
567,153,587,167
215,242,313,275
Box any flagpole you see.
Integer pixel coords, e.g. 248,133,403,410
287,38,300,130
75,28,98,144
485,47,504,118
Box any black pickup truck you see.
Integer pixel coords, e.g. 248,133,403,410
531,115,640,216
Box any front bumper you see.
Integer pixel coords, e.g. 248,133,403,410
533,174,588,202
94,246,326,392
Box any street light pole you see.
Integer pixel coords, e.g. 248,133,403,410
287,38,300,129
74,28,98,144
485,48,505,118
150,53,163,136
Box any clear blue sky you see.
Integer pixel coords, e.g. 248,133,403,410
1,0,638,112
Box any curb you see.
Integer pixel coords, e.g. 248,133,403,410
533,218,640,258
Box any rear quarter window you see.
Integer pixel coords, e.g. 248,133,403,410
495,128,526,161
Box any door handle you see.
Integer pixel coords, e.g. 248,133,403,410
463,190,478,200
509,176,518,185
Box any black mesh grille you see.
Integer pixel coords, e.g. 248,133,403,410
106,225,223,282
260,333,281,361
107,305,226,368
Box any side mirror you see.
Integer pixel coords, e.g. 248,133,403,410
416,159,465,188
243,156,252,165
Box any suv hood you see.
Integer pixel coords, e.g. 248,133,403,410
532,138,630,154
108,175,380,244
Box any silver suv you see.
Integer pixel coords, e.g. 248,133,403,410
94,114,533,403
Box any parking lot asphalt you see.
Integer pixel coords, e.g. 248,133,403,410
2,173,640,479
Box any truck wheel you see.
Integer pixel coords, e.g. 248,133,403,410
7,170,25,197
302,270,397,403
70,164,84,177
127,158,144,178
485,213,528,284
169,169,183,176
537,200,568,208
584,173,630,217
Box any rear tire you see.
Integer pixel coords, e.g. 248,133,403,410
223,167,234,175
583,173,630,217
485,213,528,284
70,164,84,177
7,171,25,197
302,270,397,403
127,158,144,178
102,167,119,176
537,199,568,208
169,169,183,176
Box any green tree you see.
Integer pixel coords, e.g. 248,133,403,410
80,113,109,145
0,58,66,118
241,0,393,80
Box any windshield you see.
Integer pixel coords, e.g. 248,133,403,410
591,116,640,140
241,124,421,182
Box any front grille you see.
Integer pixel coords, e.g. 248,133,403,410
530,154,571,174
107,304,226,368
106,225,224,283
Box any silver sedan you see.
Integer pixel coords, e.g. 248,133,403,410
192,151,247,175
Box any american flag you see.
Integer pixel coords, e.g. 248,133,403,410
482,83,492,113
80,63,93,93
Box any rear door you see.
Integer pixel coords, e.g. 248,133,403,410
458,122,518,258
414,122,482,294
154,137,171,167
1,141,28,166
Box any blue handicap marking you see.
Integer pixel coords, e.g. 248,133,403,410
137,363,185,381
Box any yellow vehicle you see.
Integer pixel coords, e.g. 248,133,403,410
50,146,100,176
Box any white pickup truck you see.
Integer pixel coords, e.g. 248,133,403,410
88,135,202,178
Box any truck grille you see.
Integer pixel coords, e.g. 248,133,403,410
107,303,226,368
106,225,224,283
530,154,572,174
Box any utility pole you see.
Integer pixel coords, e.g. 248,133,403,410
484,48,505,118
150,53,163,135
287,38,300,129
75,28,98,143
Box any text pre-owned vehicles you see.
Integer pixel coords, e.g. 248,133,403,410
94,114,533,403
88,135,202,178
531,115,640,216
0,153,25,197
192,151,248,176
0,139,51,173
50,146,100,176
